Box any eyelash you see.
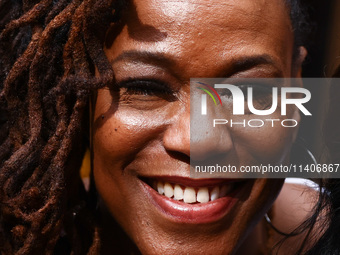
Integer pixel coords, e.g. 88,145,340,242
114,81,276,110
219,84,278,110
116,79,174,97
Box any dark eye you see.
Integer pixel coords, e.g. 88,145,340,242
116,79,175,100
218,84,274,104
238,84,277,110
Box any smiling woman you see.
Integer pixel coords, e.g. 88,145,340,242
93,1,305,254
0,0,326,255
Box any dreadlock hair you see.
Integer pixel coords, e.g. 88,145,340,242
0,0,312,254
0,0,121,254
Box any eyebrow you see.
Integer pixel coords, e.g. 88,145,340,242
111,50,283,77
228,55,283,77
111,50,176,68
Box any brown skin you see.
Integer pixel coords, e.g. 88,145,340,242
92,0,308,254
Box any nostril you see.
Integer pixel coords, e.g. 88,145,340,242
190,125,234,162
166,150,190,164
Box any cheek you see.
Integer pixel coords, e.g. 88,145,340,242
248,128,291,162
233,115,297,165
92,108,165,235
93,109,174,168
93,89,172,164
92,107,163,189
92,89,177,212
94,112,151,160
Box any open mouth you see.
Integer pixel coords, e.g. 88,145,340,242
150,180,238,204
140,176,251,224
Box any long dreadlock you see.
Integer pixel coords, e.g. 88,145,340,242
0,0,118,254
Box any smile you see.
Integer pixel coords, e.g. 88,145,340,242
153,180,236,203
140,176,252,224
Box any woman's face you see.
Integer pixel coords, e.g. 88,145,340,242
93,0,303,254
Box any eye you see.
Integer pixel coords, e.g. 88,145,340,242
241,84,282,115
116,79,176,100
241,84,277,108
218,83,278,114
219,84,275,103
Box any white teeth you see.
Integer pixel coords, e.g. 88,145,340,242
164,182,174,198
183,187,196,203
197,187,209,203
219,184,232,197
157,182,164,195
155,181,235,203
210,186,219,201
174,184,184,200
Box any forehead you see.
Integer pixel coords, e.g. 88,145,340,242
106,0,294,78
133,0,290,28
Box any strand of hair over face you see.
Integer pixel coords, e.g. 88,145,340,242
0,0,117,254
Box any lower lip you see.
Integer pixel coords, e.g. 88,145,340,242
140,181,245,224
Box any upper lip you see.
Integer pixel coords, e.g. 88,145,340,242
141,175,244,188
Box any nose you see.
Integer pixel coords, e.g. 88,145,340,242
162,100,191,157
162,91,234,162
190,96,234,161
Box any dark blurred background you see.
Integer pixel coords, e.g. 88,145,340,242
298,0,339,162
302,0,338,77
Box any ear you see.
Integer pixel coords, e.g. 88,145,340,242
292,46,307,78
291,107,301,143
290,47,307,143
